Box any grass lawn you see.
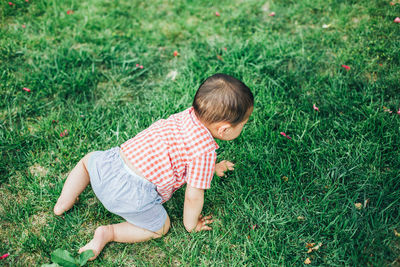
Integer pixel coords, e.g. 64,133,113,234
1,0,400,265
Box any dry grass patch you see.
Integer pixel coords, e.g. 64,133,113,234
17,252,42,266
364,72,378,83
29,163,49,177
0,184,29,213
29,211,51,235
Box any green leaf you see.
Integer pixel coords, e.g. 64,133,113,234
50,249,78,267
79,250,94,266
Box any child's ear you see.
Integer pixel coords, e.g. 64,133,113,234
217,123,231,138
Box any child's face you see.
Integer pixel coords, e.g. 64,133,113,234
217,106,253,141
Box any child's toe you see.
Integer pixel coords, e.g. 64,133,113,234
53,204,64,216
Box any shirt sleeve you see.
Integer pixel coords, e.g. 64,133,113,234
186,151,217,189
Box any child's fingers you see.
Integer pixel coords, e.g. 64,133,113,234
201,225,212,231
217,160,235,173
225,161,235,168
202,219,213,224
202,215,213,220
216,170,224,177
222,161,234,171
203,219,214,225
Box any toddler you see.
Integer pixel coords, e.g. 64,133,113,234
53,73,254,260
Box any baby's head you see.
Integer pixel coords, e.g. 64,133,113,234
193,73,254,140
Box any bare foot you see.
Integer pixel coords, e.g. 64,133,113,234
79,225,114,261
53,197,79,216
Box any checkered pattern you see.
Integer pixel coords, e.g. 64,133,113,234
120,107,219,202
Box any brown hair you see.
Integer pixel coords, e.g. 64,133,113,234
193,73,254,125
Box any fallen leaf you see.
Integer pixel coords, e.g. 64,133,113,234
394,17,400,23
268,12,275,17
0,253,9,260
306,243,316,248
304,258,311,264
383,106,393,113
313,104,319,112
394,229,400,237
215,11,220,17
341,64,350,71
322,24,331,28
60,129,69,137
307,242,322,253
390,2,395,5
355,202,362,210
51,249,78,267
282,176,288,182
280,132,292,139
22,24,26,28
363,198,369,208
216,55,223,61
314,243,322,250
297,216,305,221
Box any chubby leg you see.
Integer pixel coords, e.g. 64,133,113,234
54,152,94,215
79,215,170,260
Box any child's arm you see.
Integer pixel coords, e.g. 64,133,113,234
183,184,213,232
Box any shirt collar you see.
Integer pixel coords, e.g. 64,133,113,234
188,107,219,150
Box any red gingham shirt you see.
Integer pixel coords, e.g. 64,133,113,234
120,107,219,202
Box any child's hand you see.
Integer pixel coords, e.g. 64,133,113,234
194,215,214,232
215,160,235,177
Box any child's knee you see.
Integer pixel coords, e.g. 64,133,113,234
154,215,170,237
